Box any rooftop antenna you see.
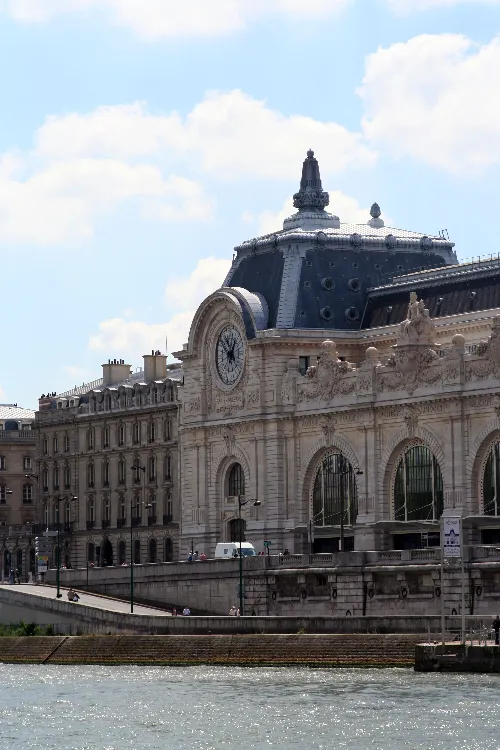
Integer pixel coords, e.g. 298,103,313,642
165,333,168,362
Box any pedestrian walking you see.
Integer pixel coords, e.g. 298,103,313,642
182,606,191,616
493,615,500,645
229,606,236,616
172,606,177,616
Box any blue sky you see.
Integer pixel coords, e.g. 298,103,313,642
1,0,500,408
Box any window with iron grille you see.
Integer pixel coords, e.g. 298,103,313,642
394,445,443,522
312,452,358,527
228,463,245,497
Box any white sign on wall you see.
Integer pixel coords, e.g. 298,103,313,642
442,517,462,557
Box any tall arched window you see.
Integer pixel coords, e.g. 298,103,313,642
53,464,60,491
87,461,95,488
42,466,49,491
118,456,126,485
102,460,110,487
394,445,443,521
483,441,500,515
164,537,173,562
134,539,141,564
87,427,95,450
148,455,156,482
103,425,110,449
118,540,126,565
228,464,245,497
312,453,358,527
64,463,71,489
165,453,172,480
43,503,49,527
149,538,157,563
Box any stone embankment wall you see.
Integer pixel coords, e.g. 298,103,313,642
0,634,422,667
47,550,500,618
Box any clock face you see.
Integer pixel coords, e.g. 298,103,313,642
216,325,245,386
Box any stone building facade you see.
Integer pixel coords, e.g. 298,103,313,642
175,150,500,564
35,352,181,569
0,405,37,579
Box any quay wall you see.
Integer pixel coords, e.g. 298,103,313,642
415,644,500,672
46,551,500,618
0,634,422,667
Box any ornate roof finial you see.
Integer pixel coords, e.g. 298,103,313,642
292,149,330,213
368,201,384,228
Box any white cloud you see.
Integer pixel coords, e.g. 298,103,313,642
36,92,376,180
88,256,231,360
386,0,500,11
252,191,381,235
359,34,500,174
0,90,373,245
3,0,351,38
0,156,211,245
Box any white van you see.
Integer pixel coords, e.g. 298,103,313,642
214,542,257,559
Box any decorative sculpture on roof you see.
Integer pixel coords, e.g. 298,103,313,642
292,150,330,212
466,316,500,381
297,340,355,402
398,292,436,346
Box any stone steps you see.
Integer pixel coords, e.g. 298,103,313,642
0,634,422,666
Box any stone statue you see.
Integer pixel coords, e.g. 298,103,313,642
398,292,436,346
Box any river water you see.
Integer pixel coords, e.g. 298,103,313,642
0,664,498,749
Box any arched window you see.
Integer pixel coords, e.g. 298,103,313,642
118,423,125,446
53,435,59,454
394,445,443,521
87,496,95,523
228,463,245,497
148,420,156,443
118,494,126,523
42,437,48,456
164,537,173,562
87,427,95,450
87,542,95,563
148,455,156,482
164,490,172,523
149,538,157,563
133,422,140,444
16,548,23,575
103,460,110,487
118,457,126,485
64,434,70,453
312,452,358,527
103,496,110,523
64,501,71,525
165,453,172,481
105,395,112,411
118,540,126,565
43,503,49,527
103,425,110,448
165,418,172,440
64,463,71,489
42,466,49,492
483,441,500,516
134,539,141,564
53,464,60,491
87,461,95,488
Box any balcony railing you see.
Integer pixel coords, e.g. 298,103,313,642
102,519,111,529
147,515,156,526
0,430,36,443
86,520,96,530
117,517,127,528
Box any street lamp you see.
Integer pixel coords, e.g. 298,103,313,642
237,495,261,615
53,495,77,598
130,464,152,613
338,458,363,552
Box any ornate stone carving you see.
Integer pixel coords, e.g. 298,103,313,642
246,387,260,407
297,340,355,402
222,427,236,457
466,316,500,381
321,416,336,446
398,292,436,346
356,347,380,395
403,406,418,437
281,359,300,404
443,334,465,383
184,396,201,414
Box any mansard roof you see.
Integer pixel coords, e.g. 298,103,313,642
223,150,457,332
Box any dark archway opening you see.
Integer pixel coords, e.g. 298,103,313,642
101,538,113,566
164,538,173,562
149,538,157,563
134,539,141,564
118,540,126,566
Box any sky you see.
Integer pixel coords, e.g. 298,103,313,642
1,0,500,408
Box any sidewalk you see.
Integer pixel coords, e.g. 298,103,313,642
0,584,171,617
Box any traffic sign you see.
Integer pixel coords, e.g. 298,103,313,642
263,540,272,548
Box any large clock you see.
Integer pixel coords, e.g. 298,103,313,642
216,325,245,386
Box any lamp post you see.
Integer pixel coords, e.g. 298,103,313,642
237,495,261,615
54,494,77,598
338,458,363,552
130,464,152,614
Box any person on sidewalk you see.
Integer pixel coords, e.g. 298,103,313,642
493,615,500,645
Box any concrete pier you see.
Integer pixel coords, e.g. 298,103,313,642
415,643,500,672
